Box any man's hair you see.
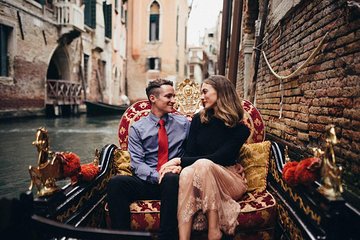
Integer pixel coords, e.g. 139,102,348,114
145,78,173,100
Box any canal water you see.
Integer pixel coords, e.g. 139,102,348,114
0,114,120,200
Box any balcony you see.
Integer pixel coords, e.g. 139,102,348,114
54,1,84,36
46,79,83,105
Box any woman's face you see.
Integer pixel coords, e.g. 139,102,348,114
200,83,217,109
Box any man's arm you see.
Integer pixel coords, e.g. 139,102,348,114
128,126,159,183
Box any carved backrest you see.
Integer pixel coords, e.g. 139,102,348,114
174,79,202,117
118,79,265,150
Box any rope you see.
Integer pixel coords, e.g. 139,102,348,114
262,32,329,80
261,32,329,118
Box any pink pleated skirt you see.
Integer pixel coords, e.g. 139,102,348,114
178,159,248,235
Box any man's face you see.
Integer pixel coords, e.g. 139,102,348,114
151,85,176,115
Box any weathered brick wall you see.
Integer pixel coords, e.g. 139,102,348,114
254,0,359,189
0,1,79,112
236,51,245,96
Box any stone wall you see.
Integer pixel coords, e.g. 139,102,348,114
254,0,359,189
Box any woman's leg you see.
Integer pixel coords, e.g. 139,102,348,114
178,166,196,240
207,210,222,240
178,217,193,240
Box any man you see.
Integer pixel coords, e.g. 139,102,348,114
107,79,190,240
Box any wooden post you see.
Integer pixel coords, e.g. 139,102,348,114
228,0,243,86
250,0,270,103
218,0,231,75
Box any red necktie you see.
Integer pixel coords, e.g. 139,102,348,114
157,119,168,172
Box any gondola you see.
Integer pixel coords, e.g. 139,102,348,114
3,101,358,239
2,79,359,240
4,138,358,240
85,100,128,116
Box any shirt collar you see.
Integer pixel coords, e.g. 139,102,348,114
148,112,171,126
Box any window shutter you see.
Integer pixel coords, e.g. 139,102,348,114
85,0,96,29
103,3,112,38
146,58,150,71
0,25,9,76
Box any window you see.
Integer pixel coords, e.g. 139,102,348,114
103,2,112,38
147,57,161,70
0,24,11,77
35,0,53,8
101,60,106,90
149,1,160,41
176,9,179,44
115,0,118,11
189,65,194,78
84,0,96,29
83,54,89,86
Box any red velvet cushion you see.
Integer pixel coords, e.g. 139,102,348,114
129,190,276,232
118,100,151,150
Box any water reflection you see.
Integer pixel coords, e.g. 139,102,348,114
0,115,120,199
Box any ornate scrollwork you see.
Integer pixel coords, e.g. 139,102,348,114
174,78,202,117
277,202,304,240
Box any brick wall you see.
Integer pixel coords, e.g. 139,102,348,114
0,1,79,112
253,0,359,189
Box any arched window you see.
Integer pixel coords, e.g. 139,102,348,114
149,1,160,41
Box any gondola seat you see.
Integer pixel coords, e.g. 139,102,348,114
114,80,277,239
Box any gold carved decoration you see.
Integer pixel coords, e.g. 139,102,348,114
29,127,64,197
317,125,344,199
29,128,105,198
284,146,290,162
270,160,322,225
277,202,303,240
56,150,113,222
56,173,111,222
174,78,202,117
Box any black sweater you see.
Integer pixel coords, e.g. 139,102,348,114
180,112,250,168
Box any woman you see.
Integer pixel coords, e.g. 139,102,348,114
159,75,250,240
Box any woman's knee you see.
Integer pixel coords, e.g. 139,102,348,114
193,159,214,171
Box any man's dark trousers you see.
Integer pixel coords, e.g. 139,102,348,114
107,173,179,240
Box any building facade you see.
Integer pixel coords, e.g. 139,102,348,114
0,0,128,117
126,0,189,102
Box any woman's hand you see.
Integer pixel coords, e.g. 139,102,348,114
159,158,181,175
158,165,182,184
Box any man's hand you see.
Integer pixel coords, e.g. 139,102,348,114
158,165,182,184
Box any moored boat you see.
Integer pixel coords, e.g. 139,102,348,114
85,101,128,116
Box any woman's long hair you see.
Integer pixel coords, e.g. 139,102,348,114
200,75,244,127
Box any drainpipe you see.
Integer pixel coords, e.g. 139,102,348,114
227,0,243,86
218,0,231,76
249,0,269,103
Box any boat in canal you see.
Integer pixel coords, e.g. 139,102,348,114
85,100,128,116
